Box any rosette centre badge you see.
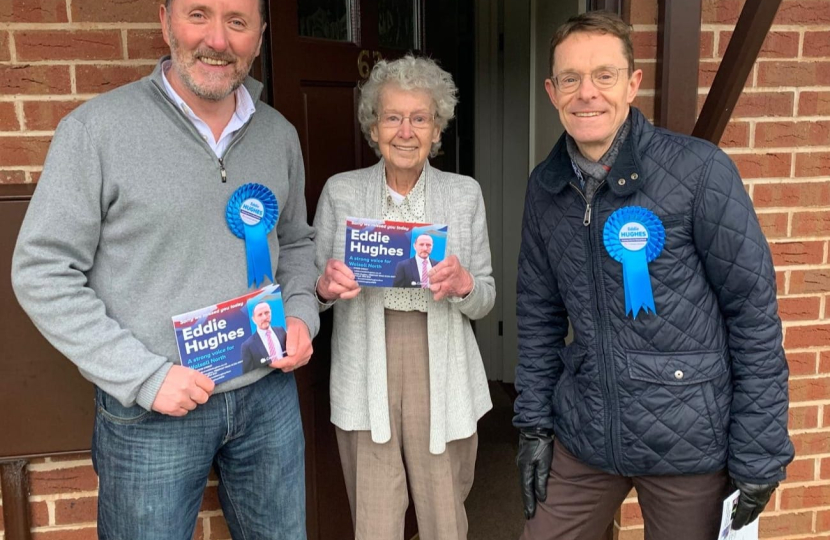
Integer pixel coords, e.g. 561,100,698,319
227,184,279,288
603,206,665,319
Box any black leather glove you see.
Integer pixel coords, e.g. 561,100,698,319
517,428,554,519
731,479,779,530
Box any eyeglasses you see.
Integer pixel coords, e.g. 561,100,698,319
377,112,435,129
550,67,629,94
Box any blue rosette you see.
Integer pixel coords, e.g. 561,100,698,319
603,206,665,319
226,183,279,288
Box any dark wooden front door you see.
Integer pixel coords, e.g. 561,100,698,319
266,2,426,538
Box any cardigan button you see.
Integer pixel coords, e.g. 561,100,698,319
631,173,639,180
618,178,626,186
674,370,684,380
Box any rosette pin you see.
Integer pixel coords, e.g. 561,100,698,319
226,183,279,288
602,206,665,319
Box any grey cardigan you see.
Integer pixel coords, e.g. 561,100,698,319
313,160,495,454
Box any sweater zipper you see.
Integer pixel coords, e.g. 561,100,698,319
216,121,252,184
570,181,623,475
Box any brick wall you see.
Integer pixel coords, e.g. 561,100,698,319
0,1,234,537
621,0,830,539
3,0,829,538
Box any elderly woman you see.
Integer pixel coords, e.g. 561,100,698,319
313,55,495,540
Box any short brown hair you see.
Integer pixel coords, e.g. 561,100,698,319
548,11,634,76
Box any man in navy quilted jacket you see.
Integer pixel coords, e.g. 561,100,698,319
514,11,794,540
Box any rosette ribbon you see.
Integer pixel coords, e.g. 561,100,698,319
602,206,665,319
226,183,279,288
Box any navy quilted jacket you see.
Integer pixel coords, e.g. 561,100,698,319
514,108,794,483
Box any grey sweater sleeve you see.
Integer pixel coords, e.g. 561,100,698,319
11,117,172,409
274,127,320,338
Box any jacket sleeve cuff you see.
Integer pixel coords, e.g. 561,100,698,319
135,362,174,411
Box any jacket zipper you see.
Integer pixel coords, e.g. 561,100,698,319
570,181,623,474
218,158,227,183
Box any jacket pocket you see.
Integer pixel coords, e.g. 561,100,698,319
627,349,726,386
623,349,729,465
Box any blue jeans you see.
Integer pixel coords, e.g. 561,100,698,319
92,370,306,540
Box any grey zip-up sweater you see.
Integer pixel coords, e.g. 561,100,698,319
12,58,319,411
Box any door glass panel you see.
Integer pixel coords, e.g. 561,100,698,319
298,0,353,42
378,0,419,50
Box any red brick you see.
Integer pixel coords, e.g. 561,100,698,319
629,0,657,25
775,0,830,24
781,483,830,509
30,170,41,182
819,509,830,532
787,324,830,348
72,0,159,23
23,100,84,131
0,65,71,95
754,183,830,208
777,270,786,292
192,517,205,540
28,465,98,496
770,241,825,266
791,270,830,294
55,497,97,525
821,351,830,373
757,212,788,239
787,351,819,376
0,170,26,183
127,29,169,60
75,64,154,94
797,153,830,178
208,515,231,540
621,501,643,526
632,95,654,121
758,61,830,88
31,528,98,540
800,92,830,116
0,31,10,62
721,121,749,148
200,485,220,512
702,0,744,24
0,0,69,23
15,30,122,62
719,31,799,59
30,500,49,528
789,405,819,430
0,102,19,131
805,31,830,58
700,31,714,59
699,60,754,88
638,62,657,91
730,153,791,179
0,136,51,167
760,510,814,537
756,121,830,149
822,457,830,479
733,92,794,118
793,211,830,236
789,377,830,402
632,31,656,61
790,432,830,458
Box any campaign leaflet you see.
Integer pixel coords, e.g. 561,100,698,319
717,490,759,540
345,217,448,287
171,284,287,384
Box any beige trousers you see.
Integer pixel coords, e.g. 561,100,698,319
335,309,478,540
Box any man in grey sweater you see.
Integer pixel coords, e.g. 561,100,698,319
11,0,317,538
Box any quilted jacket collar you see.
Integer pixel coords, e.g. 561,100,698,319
536,107,650,197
